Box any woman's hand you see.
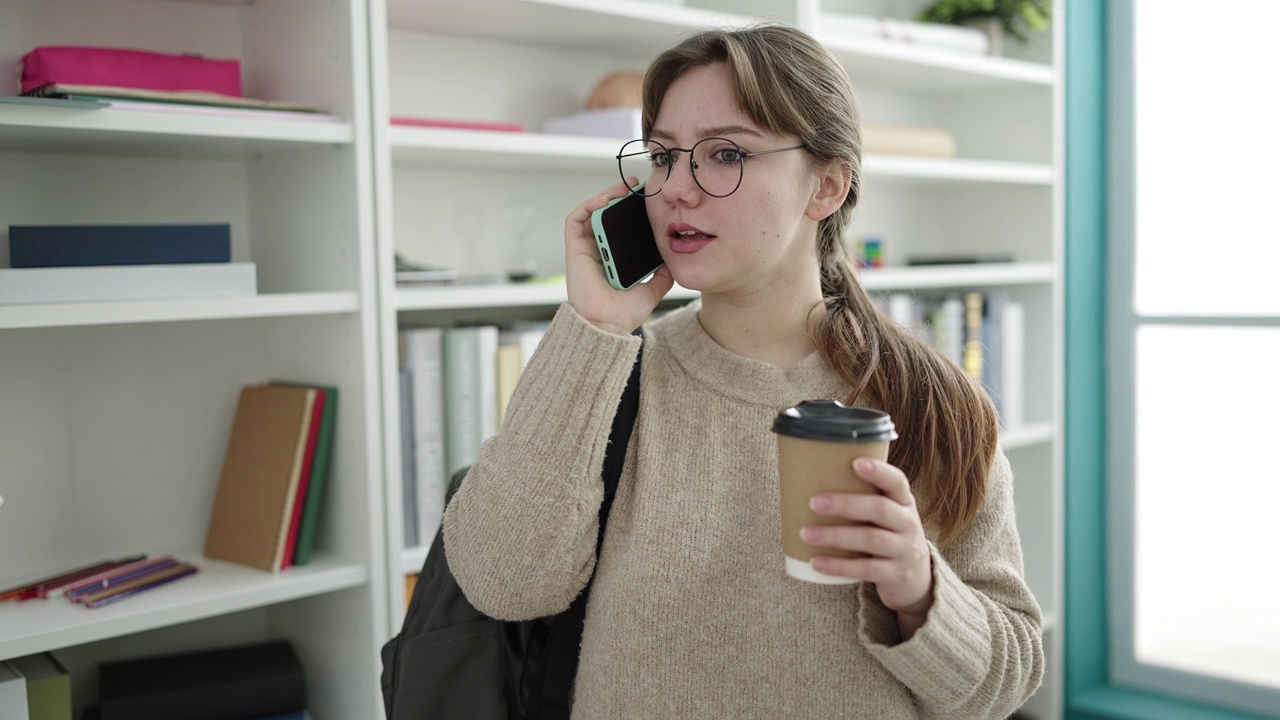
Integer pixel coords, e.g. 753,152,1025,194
803,457,935,638
564,179,674,335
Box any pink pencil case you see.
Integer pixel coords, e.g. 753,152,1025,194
19,46,242,97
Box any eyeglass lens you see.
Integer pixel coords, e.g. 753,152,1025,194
618,138,746,198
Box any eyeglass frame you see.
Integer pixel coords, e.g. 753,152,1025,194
616,137,808,198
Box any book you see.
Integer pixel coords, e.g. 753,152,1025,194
1001,300,1026,430
398,367,418,548
495,343,522,430
907,253,1014,266
401,327,446,545
25,83,320,114
443,325,499,478
962,291,985,382
280,388,326,569
542,107,640,139
405,573,419,609
816,12,991,55
8,223,231,268
394,253,459,285
390,115,525,133
0,661,28,720
269,381,339,567
930,295,964,367
862,123,957,158
0,263,256,304
97,640,306,720
203,385,316,572
7,653,70,720
982,291,1008,421
499,322,549,368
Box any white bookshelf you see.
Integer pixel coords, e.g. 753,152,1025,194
0,292,361,331
0,0,1061,716
371,2,1063,719
0,101,352,155
0,555,368,661
0,0,387,718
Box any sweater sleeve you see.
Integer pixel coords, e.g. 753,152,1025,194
442,304,642,621
856,450,1045,719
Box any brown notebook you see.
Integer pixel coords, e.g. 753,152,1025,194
204,384,316,572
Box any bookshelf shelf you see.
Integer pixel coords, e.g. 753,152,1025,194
0,292,361,330
386,0,1052,92
0,103,352,157
389,126,1053,187
392,264,1051,314
859,262,1054,290
390,127,614,169
388,0,751,54
402,546,429,576
864,156,1054,186
1000,422,1055,450
0,0,385,717
395,281,696,312
0,554,368,661
817,31,1055,91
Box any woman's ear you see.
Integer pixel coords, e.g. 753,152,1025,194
806,161,852,222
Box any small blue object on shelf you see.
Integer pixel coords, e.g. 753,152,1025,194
8,223,231,268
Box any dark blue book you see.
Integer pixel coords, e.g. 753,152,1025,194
8,223,231,268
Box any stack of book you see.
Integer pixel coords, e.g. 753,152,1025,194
0,223,256,304
1,652,72,720
91,640,307,720
398,322,548,548
203,381,338,572
874,290,1025,430
0,555,198,609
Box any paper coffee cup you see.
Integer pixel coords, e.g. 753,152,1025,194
772,401,898,584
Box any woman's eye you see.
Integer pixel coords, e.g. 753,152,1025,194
714,148,744,164
651,152,674,168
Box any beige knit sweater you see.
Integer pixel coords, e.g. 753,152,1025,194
443,302,1044,719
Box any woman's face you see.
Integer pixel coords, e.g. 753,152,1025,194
644,62,821,298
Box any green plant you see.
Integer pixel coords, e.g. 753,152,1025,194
917,0,1051,43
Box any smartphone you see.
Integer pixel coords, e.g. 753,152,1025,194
590,184,664,291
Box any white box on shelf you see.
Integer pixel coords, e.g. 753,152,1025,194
542,108,641,140
0,263,258,304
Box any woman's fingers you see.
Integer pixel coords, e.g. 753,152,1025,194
799,522,907,558
851,457,914,507
809,491,915,533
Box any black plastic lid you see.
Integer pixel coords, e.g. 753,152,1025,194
771,400,898,442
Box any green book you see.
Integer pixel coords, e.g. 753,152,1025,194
9,652,70,720
442,326,499,478
270,380,338,566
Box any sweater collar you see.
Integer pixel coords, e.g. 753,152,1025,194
653,301,849,408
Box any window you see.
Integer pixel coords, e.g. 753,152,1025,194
1110,0,1280,713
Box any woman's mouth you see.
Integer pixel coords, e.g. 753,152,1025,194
668,224,715,254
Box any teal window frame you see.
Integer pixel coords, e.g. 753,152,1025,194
1065,2,1277,718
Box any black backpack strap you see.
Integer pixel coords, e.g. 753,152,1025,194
530,335,644,719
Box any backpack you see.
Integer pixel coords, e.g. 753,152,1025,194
380,339,643,720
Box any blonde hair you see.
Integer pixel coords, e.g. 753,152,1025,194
643,24,998,546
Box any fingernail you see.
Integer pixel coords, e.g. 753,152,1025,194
855,458,874,475
810,495,832,512
800,526,821,542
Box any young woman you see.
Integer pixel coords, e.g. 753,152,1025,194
444,23,1043,718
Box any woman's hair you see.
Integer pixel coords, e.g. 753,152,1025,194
642,24,999,546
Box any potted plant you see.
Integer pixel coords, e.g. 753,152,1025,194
917,0,1051,56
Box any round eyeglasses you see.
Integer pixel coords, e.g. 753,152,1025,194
616,137,807,198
